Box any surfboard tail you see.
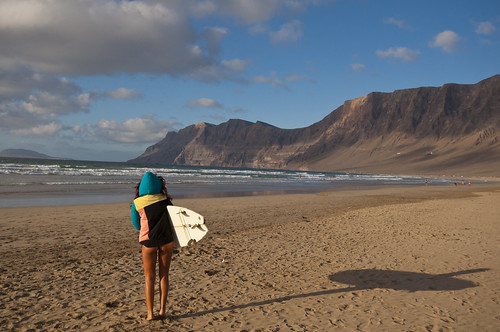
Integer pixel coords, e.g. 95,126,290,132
167,205,208,248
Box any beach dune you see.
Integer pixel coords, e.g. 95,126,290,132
1,185,499,331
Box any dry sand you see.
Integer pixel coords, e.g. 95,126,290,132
1,184,499,331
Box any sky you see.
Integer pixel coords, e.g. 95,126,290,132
0,0,499,162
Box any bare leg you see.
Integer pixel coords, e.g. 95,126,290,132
158,242,174,317
142,245,158,320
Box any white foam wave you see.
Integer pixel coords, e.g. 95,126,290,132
0,160,457,187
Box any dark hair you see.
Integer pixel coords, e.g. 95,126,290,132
133,174,172,201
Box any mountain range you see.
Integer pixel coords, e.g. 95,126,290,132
0,149,57,159
129,75,500,176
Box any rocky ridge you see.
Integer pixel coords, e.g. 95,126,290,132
129,75,500,176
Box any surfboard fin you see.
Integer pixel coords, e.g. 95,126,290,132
185,223,206,231
193,224,206,231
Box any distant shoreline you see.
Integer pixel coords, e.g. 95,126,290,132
1,182,497,209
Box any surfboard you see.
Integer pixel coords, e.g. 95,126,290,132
167,206,208,248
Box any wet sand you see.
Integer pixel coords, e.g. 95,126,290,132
1,184,499,331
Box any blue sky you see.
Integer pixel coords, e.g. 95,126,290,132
0,0,499,161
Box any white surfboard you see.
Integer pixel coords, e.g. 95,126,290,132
167,206,208,248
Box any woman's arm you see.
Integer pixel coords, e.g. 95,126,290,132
131,202,141,230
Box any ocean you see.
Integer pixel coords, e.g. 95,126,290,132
0,157,472,208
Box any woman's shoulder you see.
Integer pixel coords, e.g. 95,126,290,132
134,194,169,210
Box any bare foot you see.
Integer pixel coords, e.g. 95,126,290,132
146,313,155,321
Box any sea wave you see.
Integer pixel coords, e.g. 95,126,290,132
0,158,460,188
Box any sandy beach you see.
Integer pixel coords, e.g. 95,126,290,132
1,184,499,331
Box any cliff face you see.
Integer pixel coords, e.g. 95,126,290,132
129,75,500,176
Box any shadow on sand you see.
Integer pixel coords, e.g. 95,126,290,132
328,268,489,292
173,268,489,319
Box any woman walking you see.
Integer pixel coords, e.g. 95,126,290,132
131,171,174,320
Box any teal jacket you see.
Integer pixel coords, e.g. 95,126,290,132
131,172,173,246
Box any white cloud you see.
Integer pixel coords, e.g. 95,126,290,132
0,65,81,103
351,63,366,72
12,122,62,137
187,1,217,18
270,20,304,44
429,30,462,53
0,65,98,129
0,0,208,76
384,17,406,29
216,0,283,24
187,58,251,83
0,0,326,81
476,21,496,35
87,115,176,143
187,98,224,109
0,108,45,130
202,27,228,56
77,91,100,108
103,88,143,100
249,23,268,35
252,71,286,88
216,0,324,24
221,59,251,73
0,65,152,141
376,47,419,62
19,91,91,115
284,73,314,83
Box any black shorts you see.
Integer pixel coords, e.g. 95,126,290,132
141,238,173,248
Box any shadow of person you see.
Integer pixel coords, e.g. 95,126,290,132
173,268,489,319
329,268,490,292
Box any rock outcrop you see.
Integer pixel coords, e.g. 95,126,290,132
129,75,500,176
